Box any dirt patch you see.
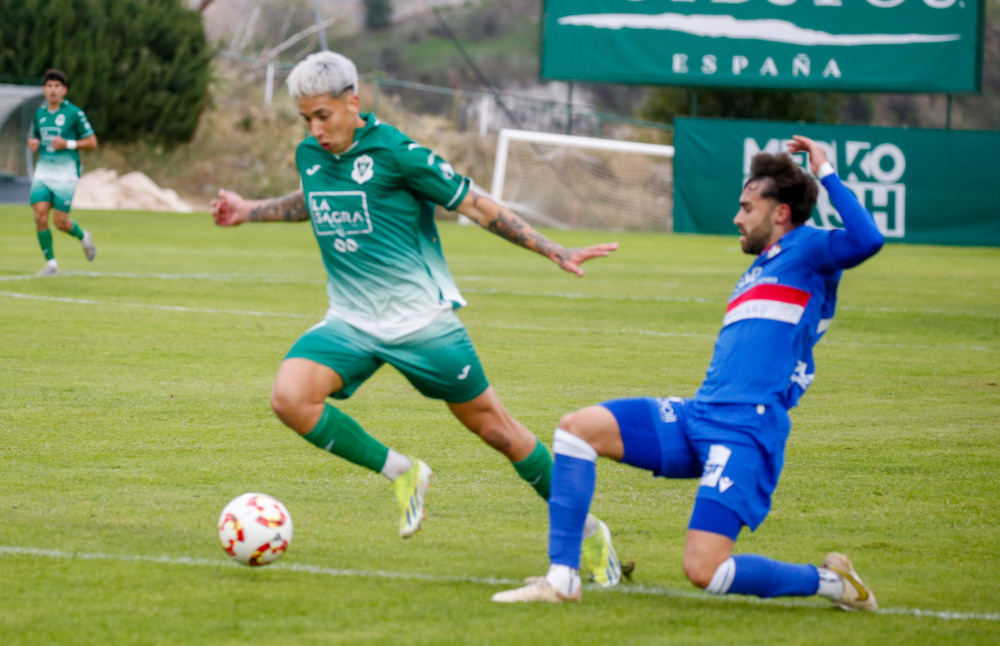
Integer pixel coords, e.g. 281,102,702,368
74,169,196,212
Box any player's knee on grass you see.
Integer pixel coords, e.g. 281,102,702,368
683,556,719,589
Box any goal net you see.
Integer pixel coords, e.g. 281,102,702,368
488,129,675,232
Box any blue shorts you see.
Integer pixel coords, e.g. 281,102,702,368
601,397,791,536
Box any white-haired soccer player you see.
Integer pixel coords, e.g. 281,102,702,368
493,135,884,607
28,68,98,276
210,51,623,586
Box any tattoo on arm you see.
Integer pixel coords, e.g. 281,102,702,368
248,191,309,222
468,187,562,260
488,207,559,259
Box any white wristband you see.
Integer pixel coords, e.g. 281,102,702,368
66,140,77,150
817,161,835,179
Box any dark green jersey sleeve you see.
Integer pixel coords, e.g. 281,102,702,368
394,139,471,211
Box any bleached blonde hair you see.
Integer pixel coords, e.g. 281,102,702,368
286,51,358,100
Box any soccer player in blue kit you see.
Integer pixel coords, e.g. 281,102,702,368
493,135,885,608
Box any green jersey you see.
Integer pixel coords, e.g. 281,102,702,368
297,114,472,342
30,99,94,182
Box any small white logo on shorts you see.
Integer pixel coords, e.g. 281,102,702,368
656,397,683,423
457,365,470,380
700,444,733,490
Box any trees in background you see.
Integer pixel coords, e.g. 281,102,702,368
0,0,211,145
364,0,393,32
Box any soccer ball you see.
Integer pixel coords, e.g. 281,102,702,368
218,493,293,566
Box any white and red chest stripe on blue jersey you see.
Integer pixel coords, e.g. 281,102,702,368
722,281,812,328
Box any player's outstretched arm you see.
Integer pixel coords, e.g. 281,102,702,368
211,189,309,227
455,185,617,277
787,135,884,268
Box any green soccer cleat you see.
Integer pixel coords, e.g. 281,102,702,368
822,552,878,611
580,516,622,587
392,459,433,538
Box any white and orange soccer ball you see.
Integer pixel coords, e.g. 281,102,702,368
218,493,293,566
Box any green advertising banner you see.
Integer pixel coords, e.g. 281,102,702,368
541,0,983,93
673,117,1000,246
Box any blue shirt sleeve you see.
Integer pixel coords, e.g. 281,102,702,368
820,173,884,270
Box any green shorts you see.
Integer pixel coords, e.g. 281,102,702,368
286,314,490,404
30,176,77,213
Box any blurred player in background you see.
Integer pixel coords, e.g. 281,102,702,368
211,51,624,586
28,69,98,276
493,135,885,606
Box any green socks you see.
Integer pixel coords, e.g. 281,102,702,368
36,223,83,261
513,439,554,500
304,406,554,499
37,230,54,260
303,404,389,473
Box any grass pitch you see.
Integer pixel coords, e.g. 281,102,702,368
1,207,998,645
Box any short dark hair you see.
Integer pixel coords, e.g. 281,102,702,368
43,69,69,87
745,152,819,225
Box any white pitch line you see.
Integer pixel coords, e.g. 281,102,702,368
0,545,996,622
0,290,317,320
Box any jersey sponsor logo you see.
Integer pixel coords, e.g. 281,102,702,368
700,444,732,490
351,154,374,184
723,283,811,327
308,190,373,237
55,114,65,127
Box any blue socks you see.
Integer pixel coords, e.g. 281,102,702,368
547,429,598,568
710,554,820,598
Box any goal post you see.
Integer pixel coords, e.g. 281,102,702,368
485,128,675,232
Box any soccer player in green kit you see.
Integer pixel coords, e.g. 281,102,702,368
211,51,624,586
28,69,97,276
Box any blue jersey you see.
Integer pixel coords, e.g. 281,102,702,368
695,173,884,410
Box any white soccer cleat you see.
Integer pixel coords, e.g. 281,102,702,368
822,552,878,611
492,576,582,603
392,459,433,538
81,230,96,261
38,259,59,276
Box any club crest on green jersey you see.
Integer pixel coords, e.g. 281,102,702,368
308,191,373,237
351,155,374,184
